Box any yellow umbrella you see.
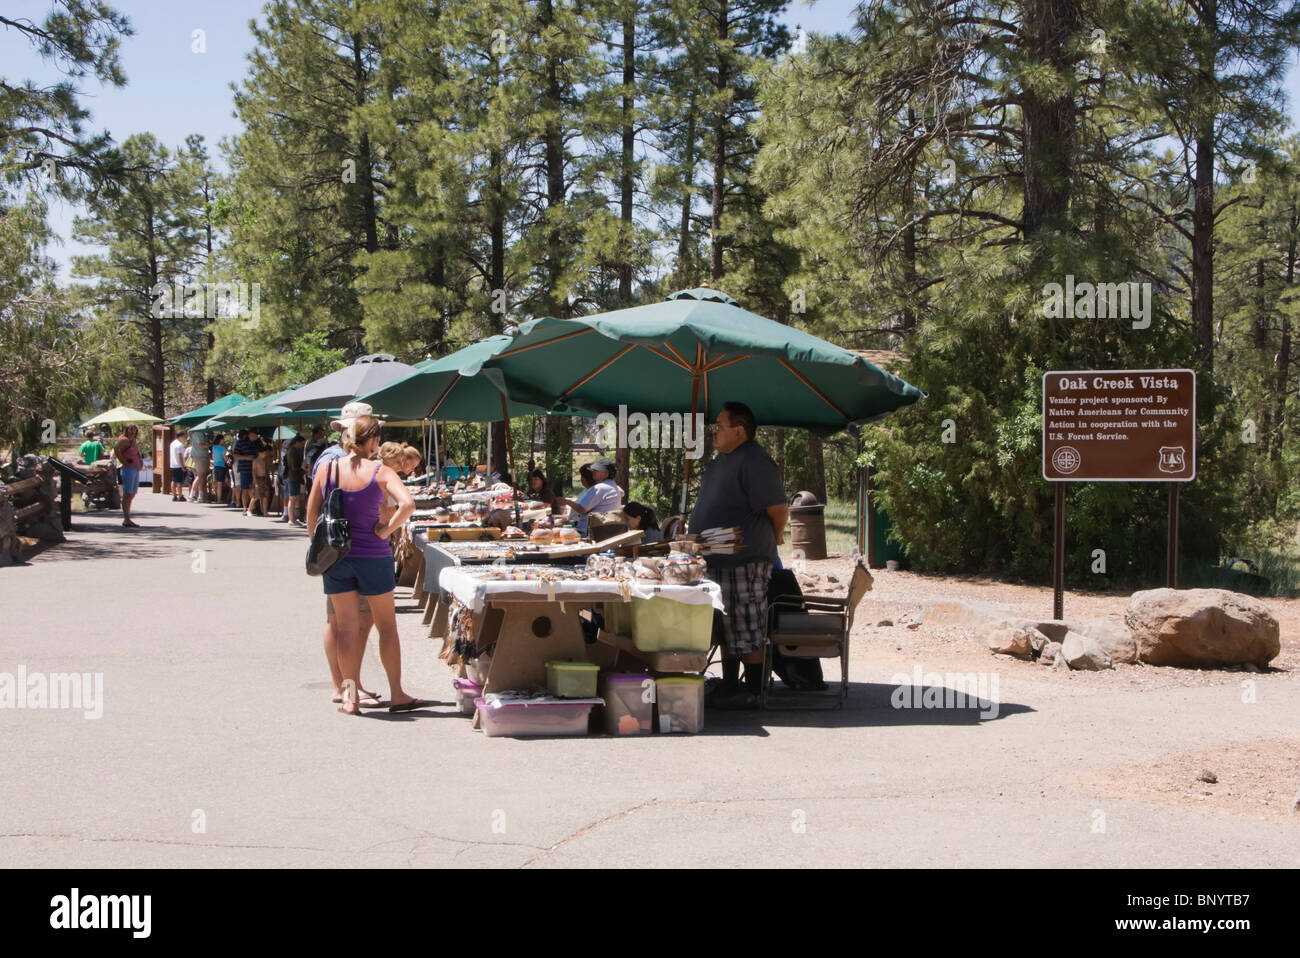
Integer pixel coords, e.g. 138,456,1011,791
79,406,164,429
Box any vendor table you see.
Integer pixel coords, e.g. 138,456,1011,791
436,565,723,705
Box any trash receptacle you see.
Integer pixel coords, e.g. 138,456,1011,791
788,490,827,560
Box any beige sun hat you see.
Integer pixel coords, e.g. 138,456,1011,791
330,401,384,432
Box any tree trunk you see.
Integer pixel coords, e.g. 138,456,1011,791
1191,129,1215,370
677,93,696,288
352,34,379,256
203,176,216,403
489,139,507,473
1272,212,1296,466
146,192,165,419
808,432,826,503
1190,0,1217,371
546,415,574,495
1019,0,1079,237
709,2,729,281
619,11,635,305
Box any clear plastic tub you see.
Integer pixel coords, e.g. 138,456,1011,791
655,676,705,733
600,673,655,735
630,597,713,652
475,696,602,738
546,660,600,698
452,678,482,716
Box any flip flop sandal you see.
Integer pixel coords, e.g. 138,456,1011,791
388,698,436,713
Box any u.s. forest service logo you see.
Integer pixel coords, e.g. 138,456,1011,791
1158,446,1186,473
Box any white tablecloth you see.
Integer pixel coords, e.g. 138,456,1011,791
438,565,725,614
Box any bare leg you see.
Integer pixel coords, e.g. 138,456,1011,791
325,598,377,702
122,491,135,524
330,591,364,713
366,590,420,707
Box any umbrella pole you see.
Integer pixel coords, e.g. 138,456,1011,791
680,348,704,516
501,394,515,482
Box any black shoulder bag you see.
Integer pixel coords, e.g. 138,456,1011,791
306,459,351,575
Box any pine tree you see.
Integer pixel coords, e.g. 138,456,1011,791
72,133,205,417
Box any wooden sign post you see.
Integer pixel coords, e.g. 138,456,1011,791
1042,369,1196,618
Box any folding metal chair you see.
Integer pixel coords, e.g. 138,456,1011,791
760,558,873,709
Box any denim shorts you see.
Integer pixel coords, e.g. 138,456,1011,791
322,555,396,596
213,466,228,482
119,467,140,494
284,479,302,497
172,466,187,484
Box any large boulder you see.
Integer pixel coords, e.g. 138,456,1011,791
982,626,1036,660
1080,618,1138,665
1126,589,1280,668
1061,630,1113,671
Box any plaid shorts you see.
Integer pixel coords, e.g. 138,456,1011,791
709,560,773,656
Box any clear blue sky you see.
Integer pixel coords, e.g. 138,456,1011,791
5,0,1299,278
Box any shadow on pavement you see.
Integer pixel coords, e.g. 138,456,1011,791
20,514,307,563
699,680,1033,737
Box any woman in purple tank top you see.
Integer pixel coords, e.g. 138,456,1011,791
306,415,433,715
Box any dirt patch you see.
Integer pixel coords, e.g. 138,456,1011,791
1076,736,1300,823
802,555,1300,687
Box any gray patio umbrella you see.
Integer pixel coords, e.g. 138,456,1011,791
276,354,416,412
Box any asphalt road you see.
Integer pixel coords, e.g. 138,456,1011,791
2,493,1298,867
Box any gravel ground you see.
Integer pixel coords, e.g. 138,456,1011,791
802,555,1300,687
797,554,1300,824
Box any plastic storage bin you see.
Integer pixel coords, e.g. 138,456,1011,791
603,601,634,636
630,597,713,652
655,676,705,733
475,696,602,738
452,678,482,716
600,673,655,735
546,660,600,698
465,649,492,686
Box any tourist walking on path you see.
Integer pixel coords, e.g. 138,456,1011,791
190,431,210,502
232,429,259,511
211,434,229,504
247,445,273,518
282,433,306,526
169,430,187,501
113,424,144,527
79,430,105,465
306,413,432,715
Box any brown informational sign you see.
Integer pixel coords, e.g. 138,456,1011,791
1042,369,1196,482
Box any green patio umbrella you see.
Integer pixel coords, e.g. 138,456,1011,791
361,337,560,422
476,288,923,510
170,393,247,428
475,288,922,432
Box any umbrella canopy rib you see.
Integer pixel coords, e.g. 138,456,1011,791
565,344,638,394
496,326,596,358
778,358,848,418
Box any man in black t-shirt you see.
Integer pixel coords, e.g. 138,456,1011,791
688,401,788,709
